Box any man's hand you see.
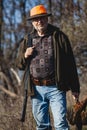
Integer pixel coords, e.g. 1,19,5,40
24,46,35,58
72,92,79,103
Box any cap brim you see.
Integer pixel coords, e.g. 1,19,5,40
27,13,52,20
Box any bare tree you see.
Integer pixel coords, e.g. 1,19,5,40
0,1,87,130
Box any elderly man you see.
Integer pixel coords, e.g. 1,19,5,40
16,4,80,130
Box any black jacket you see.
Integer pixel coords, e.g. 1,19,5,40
16,24,80,96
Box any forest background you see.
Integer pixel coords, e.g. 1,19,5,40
0,0,87,130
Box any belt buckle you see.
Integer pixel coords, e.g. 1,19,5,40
43,79,51,86
42,79,46,85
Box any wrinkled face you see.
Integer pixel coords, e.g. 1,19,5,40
31,16,48,33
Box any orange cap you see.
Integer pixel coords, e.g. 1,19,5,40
30,5,47,16
27,5,51,20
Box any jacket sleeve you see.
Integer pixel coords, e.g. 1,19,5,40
63,34,80,93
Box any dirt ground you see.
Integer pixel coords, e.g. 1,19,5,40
0,74,87,130
0,92,87,130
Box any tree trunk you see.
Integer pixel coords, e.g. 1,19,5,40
0,0,3,54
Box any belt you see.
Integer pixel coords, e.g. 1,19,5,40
31,76,55,86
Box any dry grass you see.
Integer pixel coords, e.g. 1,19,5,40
0,73,87,130
0,92,87,130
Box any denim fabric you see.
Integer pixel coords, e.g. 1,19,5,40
31,85,69,130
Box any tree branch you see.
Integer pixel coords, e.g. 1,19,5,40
10,68,21,86
0,85,18,99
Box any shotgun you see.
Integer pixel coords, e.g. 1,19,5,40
20,89,28,122
20,34,32,122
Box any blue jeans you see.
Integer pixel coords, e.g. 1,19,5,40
31,85,69,130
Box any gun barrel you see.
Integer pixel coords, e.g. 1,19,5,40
20,90,28,122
